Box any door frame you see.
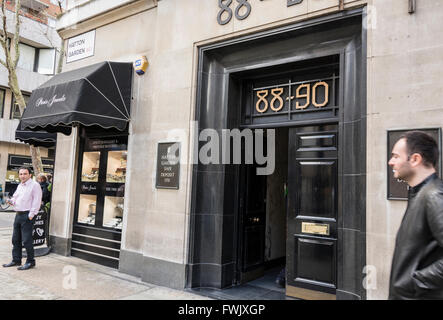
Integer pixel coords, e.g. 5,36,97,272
188,8,366,300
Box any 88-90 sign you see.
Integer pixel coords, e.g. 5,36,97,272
254,81,330,114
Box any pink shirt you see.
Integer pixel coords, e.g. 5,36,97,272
10,178,42,219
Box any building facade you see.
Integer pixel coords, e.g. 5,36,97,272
0,0,63,193
35,0,443,300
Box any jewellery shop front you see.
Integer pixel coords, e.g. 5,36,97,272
20,62,132,268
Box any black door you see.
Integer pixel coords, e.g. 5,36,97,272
238,163,267,282
286,124,338,299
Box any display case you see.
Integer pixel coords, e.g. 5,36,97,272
103,196,124,229
74,135,127,231
77,194,97,225
106,151,127,183
81,152,100,182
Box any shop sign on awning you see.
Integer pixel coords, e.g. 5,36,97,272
20,61,132,136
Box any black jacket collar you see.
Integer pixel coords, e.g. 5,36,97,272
409,173,438,199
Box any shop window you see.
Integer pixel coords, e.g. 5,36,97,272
81,152,100,182
10,93,30,120
0,89,5,118
77,194,97,225
106,151,127,183
75,135,128,230
103,196,124,229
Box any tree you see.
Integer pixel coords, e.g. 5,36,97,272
0,0,47,175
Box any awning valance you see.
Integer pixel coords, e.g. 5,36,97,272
20,61,132,135
15,121,57,148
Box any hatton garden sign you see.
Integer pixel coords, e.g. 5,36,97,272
217,0,304,25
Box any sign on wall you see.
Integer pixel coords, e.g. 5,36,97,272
387,128,441,200
67,30,96,63
156,142,180,189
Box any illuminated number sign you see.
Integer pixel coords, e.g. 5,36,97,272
255,81,330,114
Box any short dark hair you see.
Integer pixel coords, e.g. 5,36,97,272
18,167,32,175
400,131,439,168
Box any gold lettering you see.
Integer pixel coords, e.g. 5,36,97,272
312,81,329,108
296,84,310,109
256,90,269,113
270,88,284,112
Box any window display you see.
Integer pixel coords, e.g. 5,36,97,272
75,135,127,232
77,194,97,225
81,152,100,182
103,196,124,229
106,151,127,183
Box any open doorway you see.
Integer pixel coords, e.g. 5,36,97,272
237,127,288,295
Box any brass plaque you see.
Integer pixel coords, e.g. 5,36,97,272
302,222,330,236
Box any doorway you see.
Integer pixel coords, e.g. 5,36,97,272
188,11,366,300
237,127,288,295
237,125,338,299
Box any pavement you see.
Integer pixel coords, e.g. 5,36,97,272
0,211,212,300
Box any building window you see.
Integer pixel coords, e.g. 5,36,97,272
17,43,37,72
38,48,56,75
10,93,30,120
17,42,56,75
0,89,5,118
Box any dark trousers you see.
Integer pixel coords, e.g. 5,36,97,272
12,212,35,264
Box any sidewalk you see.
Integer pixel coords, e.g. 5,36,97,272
0,212,211,300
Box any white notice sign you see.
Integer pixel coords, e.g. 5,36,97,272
67,30,96,63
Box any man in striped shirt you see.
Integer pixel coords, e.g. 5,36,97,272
2,167,42,270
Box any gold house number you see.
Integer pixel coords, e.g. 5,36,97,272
256,81,329,113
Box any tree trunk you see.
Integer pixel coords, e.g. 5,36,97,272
8,63,44,176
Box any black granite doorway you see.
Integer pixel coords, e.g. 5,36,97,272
188,9,366,300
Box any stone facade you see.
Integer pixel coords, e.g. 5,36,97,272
50,0,443,299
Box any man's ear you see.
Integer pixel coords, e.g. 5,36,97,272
409,153,423,167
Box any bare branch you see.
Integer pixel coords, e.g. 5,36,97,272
0,57,6,68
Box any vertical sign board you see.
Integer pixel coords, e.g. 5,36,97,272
387,128,441,200
33,209,46,247
67,30,96,63
156,143,180,189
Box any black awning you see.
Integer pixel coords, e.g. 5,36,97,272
15,121,57,148
20,61,132,135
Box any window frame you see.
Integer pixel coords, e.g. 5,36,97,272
0,88,6,118
10,92,31,120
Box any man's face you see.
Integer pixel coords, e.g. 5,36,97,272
18,169,31,184
388,138,414,182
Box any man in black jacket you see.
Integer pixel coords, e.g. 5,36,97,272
388,131,443,299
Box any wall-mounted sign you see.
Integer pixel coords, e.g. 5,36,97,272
86,136,128,151
8,155,54,170
387,128,441,200
156,142,180,189
67,29,96,63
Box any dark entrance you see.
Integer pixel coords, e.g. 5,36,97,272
237,128,288,288
188,10,366,300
